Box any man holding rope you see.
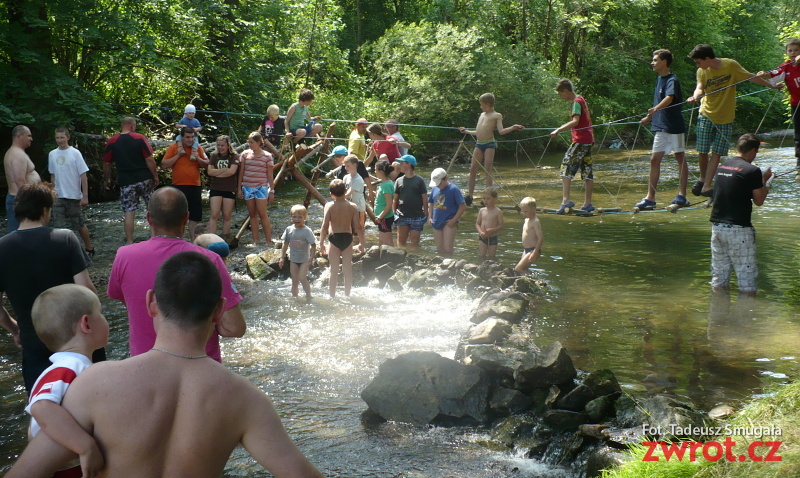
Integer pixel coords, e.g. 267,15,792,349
636,49,689,209
686,44,779,197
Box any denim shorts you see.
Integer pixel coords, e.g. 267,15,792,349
242,185,269,200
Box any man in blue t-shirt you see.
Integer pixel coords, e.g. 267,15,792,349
428,168,466,256
635,49,689,210
709,134,772,295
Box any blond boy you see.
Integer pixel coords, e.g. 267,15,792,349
458,93,524,205
515,197,543,274
320,179,364,297
27,284,108,478
476,187,504,259
279,205,317,301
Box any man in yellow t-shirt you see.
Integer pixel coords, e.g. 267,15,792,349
348,118,368,161
686,44,778,196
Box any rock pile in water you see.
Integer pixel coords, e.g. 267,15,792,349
246,244,717,477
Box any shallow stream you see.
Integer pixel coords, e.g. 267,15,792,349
1,140,799,476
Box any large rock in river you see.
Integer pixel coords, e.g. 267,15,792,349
514,341,577,388
361,351,490,426
471,290,528,324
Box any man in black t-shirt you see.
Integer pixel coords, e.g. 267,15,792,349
0,182,103,395
709,134,772,294
102,117,160,244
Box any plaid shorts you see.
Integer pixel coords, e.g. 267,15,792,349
120,179,154,212
696,115,731,156
560,143,594,180
710,223,757,292
51,198,85,230
395,215,426,231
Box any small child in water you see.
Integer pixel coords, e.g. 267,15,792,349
26,284,109,478
320,179,364,298
475,187,504,259
515,197,543,274
279,205,317,301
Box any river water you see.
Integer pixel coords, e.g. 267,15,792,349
1,140,799,476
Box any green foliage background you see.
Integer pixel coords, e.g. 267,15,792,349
1,0,799,163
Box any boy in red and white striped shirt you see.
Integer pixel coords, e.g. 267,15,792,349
26,284,109,477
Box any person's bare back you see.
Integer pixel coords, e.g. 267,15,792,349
325,198,359,235
8,251,321,478
57,353,315,477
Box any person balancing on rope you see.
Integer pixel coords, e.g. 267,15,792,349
551,79,596,214
458,93,524,206
686,44,780,197
635,49,689,210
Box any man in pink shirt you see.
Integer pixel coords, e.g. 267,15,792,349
108,186,245,361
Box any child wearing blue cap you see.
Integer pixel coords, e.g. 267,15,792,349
393,154,428,247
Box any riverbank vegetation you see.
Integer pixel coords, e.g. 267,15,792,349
603,379,800,477
2,0,799,161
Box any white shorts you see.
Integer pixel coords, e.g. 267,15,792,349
652,132,685,155
710,223,757,292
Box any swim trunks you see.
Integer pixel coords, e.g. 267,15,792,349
328,232,353,250
395,215,426,232
120,178,155,212
476,140,497,151
524,247,537,254
479,234,499,246
377,216,394,233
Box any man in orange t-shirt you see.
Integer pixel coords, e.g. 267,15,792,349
162,127,209,240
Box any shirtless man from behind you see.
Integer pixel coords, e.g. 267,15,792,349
320,179,364,298
458,93,523,205
8,251,322,478
4,125,41,232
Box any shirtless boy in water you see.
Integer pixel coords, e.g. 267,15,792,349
515,197,543,274
320,179,365,298
8,251,322,478
458,93,523,206
475,187,504,259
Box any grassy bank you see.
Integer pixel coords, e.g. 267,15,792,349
602,379,800,478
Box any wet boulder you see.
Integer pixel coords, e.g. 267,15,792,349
467,318,512,344
360,245,406,266
489,387,535,416
514,341,577,388
543,409,586,431
556,384,596,412
583,369,621,397
471,290,528,324
386,267,412,291
614,394,712,441
585,395,614,423
361,351,490,426
246,253,279,280
371,263,397,287
462,344,526,379
406,268,440,289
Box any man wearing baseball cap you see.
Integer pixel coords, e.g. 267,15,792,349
392,154,428,248
428,168,466,256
